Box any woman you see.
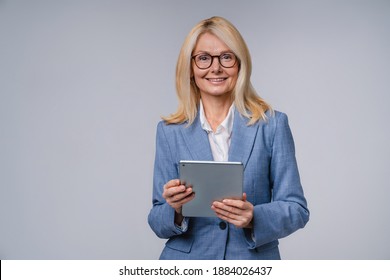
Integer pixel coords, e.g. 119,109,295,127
148,16,309,260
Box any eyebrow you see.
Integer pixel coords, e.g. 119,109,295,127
192,50,233,56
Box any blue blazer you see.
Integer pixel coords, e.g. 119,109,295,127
148,110,309,259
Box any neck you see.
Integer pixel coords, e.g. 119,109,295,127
201,94,233,131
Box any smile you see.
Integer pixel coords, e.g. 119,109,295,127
206,78,227,82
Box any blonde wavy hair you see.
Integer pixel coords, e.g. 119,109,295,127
163,16,272,125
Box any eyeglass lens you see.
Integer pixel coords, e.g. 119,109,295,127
193,53,236,69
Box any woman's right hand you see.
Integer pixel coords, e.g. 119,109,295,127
162,179,195,223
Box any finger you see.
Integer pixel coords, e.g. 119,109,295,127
164,179,181,189
212,210,242,226
212,202,241,217
179,191,195,204
163,184,186,198
220,198,247,210
170,191,195,209
213,209,251,228
169,187,193,202
212,200,253,227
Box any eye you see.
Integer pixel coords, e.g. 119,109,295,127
197,54,211,62
221,53,233,61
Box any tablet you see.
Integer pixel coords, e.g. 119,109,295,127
179,160,243,217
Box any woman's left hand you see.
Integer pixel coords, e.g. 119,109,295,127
211,193,254,228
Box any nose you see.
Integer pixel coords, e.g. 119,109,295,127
210,56,222,72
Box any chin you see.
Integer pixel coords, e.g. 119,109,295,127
204,91,231,97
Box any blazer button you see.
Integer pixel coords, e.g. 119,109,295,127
219,221,227,230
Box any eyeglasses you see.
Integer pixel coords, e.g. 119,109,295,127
192,52,238,69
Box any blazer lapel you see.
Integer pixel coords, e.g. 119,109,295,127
180,109,259,165
228,110,259,168
180,115,214,161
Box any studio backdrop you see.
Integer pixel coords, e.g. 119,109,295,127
0,0,389,259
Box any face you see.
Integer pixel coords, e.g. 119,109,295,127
192,32,239,99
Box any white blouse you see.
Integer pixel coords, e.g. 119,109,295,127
199,100,235,162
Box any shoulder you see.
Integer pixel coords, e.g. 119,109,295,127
254,110,293,144
156,120,188,139
271,110,290,130
254,110,289,129
266,110,296,148
157,120,188,131
268,110,288,121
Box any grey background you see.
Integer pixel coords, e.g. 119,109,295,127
0,0,389,259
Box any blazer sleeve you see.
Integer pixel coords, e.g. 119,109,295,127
147,121,188,239
246,112,310,248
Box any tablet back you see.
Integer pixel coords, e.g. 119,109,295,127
179,160,243,217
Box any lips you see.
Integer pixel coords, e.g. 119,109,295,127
206,78,227,82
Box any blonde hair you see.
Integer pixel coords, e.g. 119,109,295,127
163,16,272,125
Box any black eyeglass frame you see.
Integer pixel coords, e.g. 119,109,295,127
191,52,239,69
